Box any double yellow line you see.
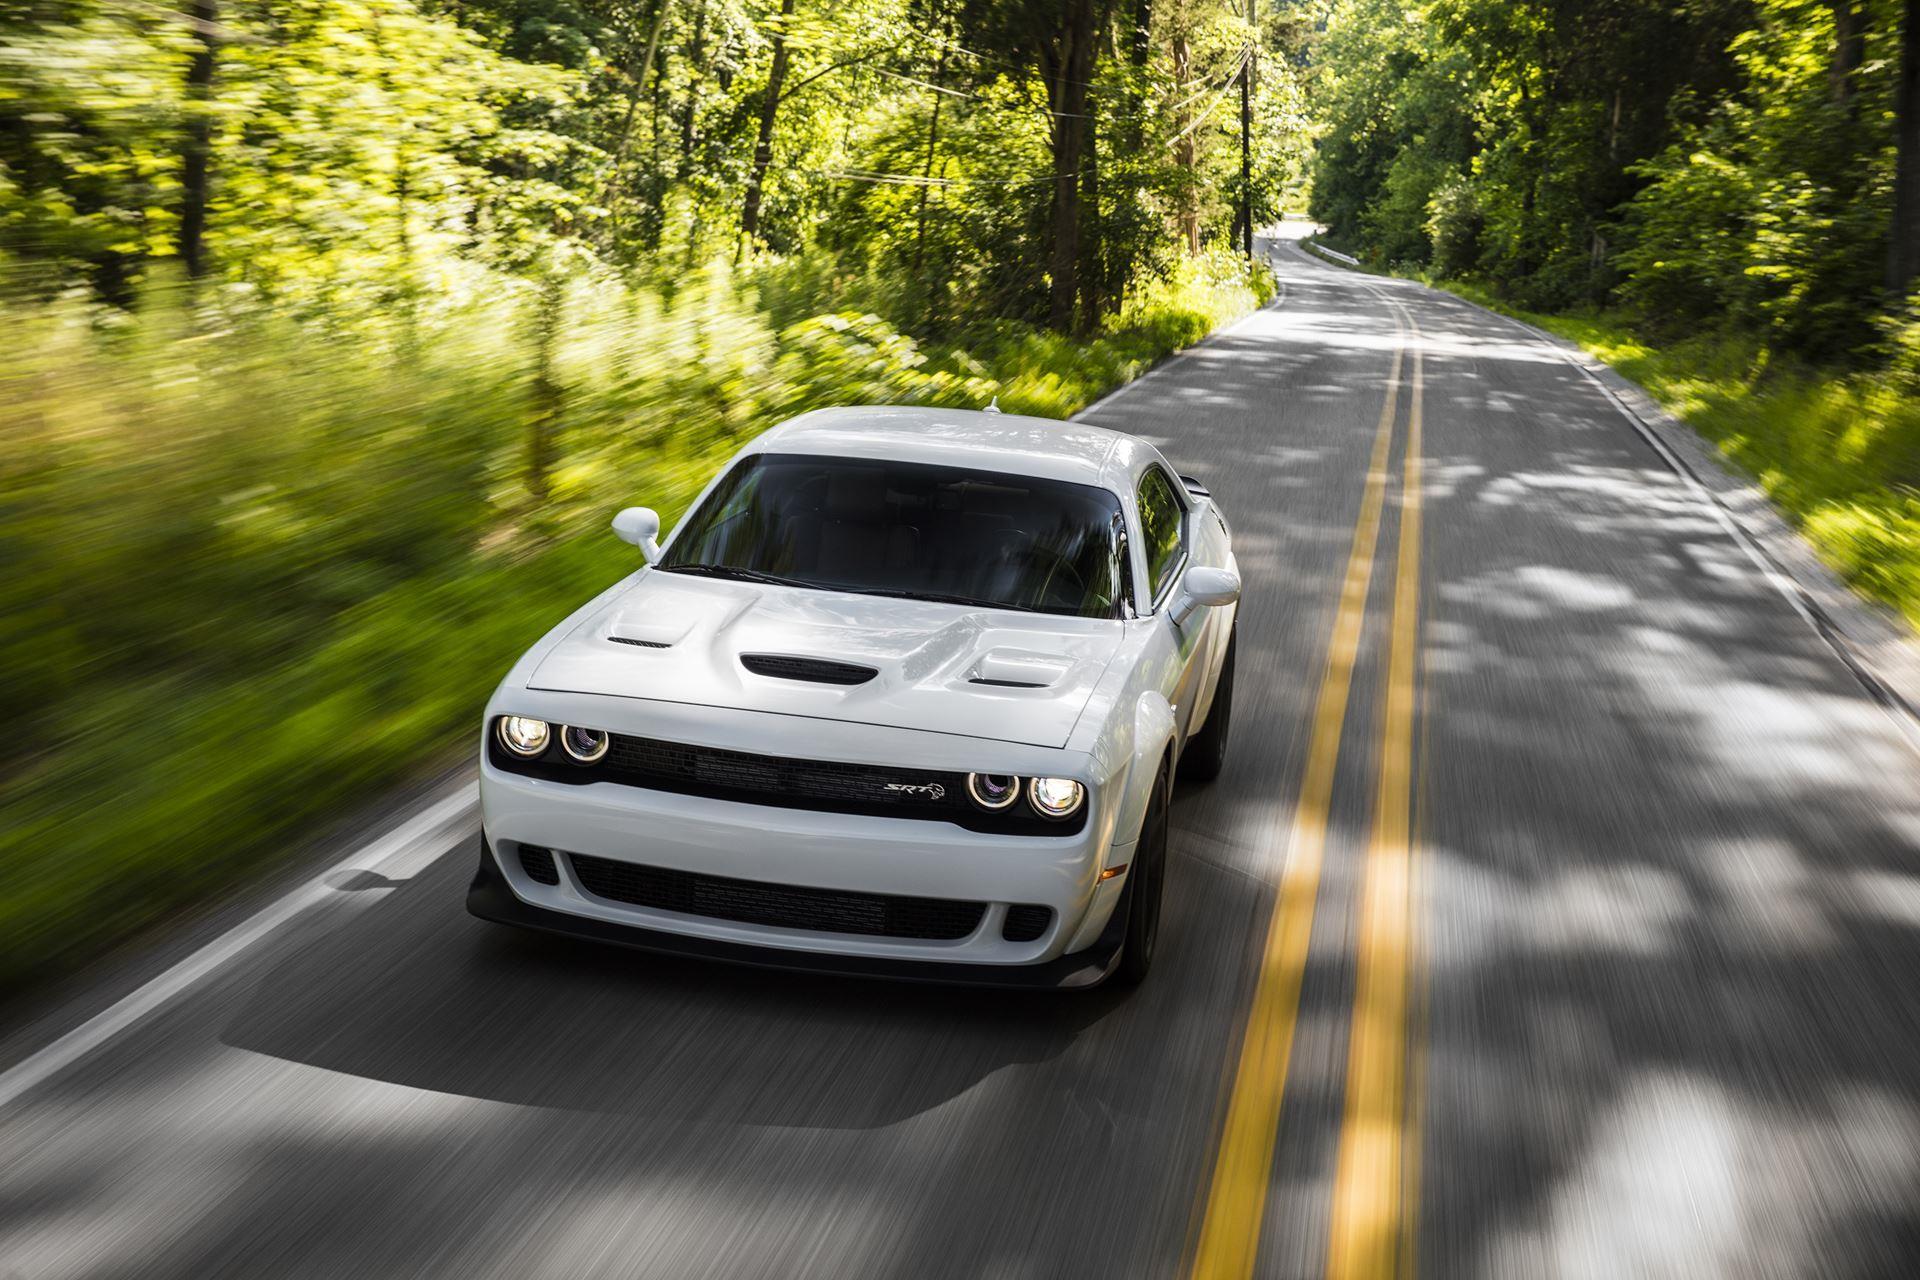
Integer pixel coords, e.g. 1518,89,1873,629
1189,301,1428,1280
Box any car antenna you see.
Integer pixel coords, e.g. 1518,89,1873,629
984,396,1001,414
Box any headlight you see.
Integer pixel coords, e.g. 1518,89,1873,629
966,772,1020,810
496,716,551,758
560,725,610,763
1027,776,1085,819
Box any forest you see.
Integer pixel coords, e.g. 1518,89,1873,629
0,0,1300,990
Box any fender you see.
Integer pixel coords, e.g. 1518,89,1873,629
1110,691,1176,846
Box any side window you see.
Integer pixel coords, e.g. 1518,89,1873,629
1135,466,1185,604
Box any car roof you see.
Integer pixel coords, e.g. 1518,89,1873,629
745,405,1161,493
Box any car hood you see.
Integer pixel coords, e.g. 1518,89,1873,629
526,570,1124,749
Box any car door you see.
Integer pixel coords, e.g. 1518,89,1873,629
1133,462,1210,743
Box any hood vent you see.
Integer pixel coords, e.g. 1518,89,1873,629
609,636,672,649
740,653,878,686
969,649,1072,690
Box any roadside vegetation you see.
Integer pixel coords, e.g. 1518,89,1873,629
1307,0,1920,624
0,0,1299,994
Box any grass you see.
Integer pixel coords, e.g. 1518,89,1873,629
1415,278,1920,632
0,251,1273,997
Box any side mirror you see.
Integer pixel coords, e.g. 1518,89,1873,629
612,506,662,564
1169,565,1241,627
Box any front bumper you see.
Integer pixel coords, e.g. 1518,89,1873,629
468,838,1127,989
476,751,1133,976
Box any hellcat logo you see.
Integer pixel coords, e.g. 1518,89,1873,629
883,782,947,801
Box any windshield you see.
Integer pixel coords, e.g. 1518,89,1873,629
660,452,1128,619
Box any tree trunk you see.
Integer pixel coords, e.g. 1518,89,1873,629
178,0,219,279
678,1,707,182
1043,0,1096,332
739,0,797,251
1172,31,1199,257
913,22,954,327
599,0,672,239
1101,0,1153,306
1893,0,1920,295
1078,99,1101,334
526,271,566,504
1831,2,1866,112
913,27,950,276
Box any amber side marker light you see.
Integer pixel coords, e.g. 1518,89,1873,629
1099,864,1129,881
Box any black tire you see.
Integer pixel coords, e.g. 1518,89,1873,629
1178,626,1236,783
1115,762,1171,986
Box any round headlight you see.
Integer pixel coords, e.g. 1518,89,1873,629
1027,776,1085,819
966,772,1020,811
497,716,551,758
560,725,609,763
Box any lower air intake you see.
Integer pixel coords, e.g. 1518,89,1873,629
568,853,986,941
1002,904,1052,942
519,846,560,885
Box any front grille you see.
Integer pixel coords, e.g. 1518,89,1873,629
567,853,987,941
488,727,1087,836
605,735,958,815
740,653,878,685
1002,904,1052,942
519,845,560,885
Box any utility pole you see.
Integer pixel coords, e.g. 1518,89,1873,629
1239,0,1255,260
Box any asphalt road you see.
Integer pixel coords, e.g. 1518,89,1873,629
7,236,1920,1279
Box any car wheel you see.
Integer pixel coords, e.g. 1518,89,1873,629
1178,625,1236,782
1116,761,1171,985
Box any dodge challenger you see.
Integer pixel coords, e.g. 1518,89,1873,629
468,404,1240,987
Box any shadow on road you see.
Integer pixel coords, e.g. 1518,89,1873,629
221,853,1129,1129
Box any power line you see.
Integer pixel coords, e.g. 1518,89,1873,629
901,27,1104,94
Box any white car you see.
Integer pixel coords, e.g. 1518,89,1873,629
468,405,1241,987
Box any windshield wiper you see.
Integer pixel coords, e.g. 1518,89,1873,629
662,563,812,589
845,586,1042,613
664,567,1046,613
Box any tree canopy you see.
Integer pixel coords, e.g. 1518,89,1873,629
0,0,1310,332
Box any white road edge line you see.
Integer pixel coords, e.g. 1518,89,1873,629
0,785,477,1112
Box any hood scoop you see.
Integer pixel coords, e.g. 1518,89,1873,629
740,653,879,686
606,617,687,650
968,649,1074,690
